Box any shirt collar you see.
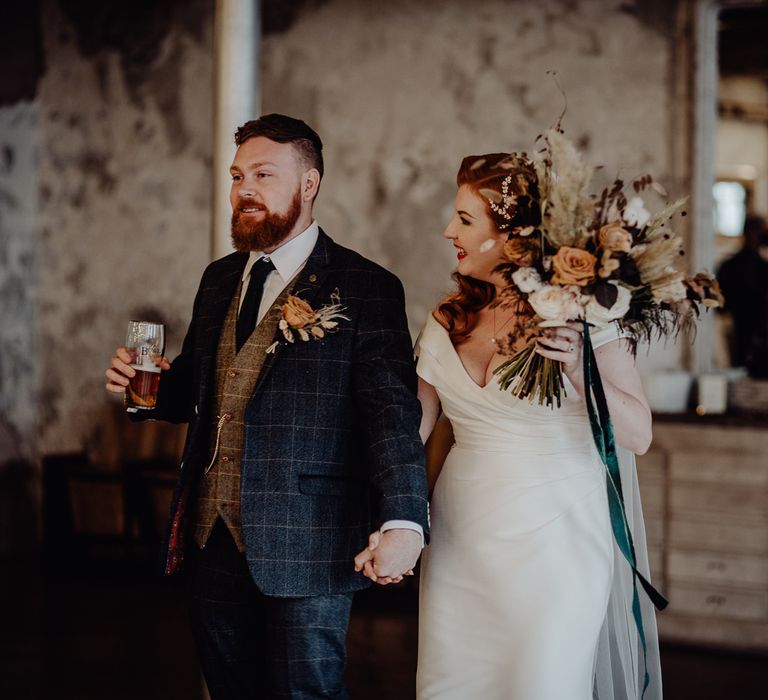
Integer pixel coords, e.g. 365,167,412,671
242,221,320,282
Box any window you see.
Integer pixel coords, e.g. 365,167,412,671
713,180,747,236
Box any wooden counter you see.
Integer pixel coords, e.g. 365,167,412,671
638,418,768,651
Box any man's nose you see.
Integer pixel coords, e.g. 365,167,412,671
237,178,257,198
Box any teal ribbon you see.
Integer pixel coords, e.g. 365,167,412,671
581,322,668,697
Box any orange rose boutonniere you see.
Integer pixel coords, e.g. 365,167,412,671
266,290,350,353
282,296,317,328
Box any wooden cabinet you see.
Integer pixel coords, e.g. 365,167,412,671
637,421,768,651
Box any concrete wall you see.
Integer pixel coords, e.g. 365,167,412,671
0,103,41,552
34,0,215,454
260,0,679,355
1,0,693,549
0,0,215,551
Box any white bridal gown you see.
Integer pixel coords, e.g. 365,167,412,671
415,314,661,700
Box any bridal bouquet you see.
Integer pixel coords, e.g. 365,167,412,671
491,130,723,408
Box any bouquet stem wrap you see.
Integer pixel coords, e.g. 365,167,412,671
581,322,668,697
494,341,565,408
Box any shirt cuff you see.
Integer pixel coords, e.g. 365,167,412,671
380,520,425,548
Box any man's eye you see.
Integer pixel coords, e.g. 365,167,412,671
257,172,272,179
231,174,242,181
460,218,470,226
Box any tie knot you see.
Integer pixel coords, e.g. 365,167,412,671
251,257,275,277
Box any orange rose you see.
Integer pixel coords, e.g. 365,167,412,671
282,296,317,328
550,247,596,286
503,237,539,267
598,221,633,253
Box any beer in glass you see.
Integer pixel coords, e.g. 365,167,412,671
124,320,165,412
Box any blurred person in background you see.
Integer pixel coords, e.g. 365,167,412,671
717,214,768,376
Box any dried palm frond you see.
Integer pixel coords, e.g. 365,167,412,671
535,129,595,248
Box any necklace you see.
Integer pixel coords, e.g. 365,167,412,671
491,305,515,345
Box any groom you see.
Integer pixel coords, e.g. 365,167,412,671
105,114,428,699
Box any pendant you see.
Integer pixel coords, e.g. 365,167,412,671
491,337,497,344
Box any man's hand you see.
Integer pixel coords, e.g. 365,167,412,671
353,528,422,585
105,346,171,394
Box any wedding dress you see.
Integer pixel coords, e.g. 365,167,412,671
415,314,661,700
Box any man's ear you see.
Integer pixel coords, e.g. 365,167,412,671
302,169,321,202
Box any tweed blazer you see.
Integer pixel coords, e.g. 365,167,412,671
146,230,429,597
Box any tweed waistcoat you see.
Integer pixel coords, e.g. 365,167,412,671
193,277,296,550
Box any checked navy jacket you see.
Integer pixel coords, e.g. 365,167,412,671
145,230,429,597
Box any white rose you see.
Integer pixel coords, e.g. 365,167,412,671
529,284,585,323
562,285,587,321
511,267,542,293
585,282,632,327
623,197,651,228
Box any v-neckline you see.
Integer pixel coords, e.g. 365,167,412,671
432,317,499,391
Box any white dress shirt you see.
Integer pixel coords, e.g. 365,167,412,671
238,221,423,544
239,220,320,321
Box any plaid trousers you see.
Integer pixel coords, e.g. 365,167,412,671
188,518,353,700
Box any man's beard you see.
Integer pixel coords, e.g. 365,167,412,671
230,189,303,252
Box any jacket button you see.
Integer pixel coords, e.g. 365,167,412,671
223,413,232,422
228,370,237,377
221,456,230,463
309,274,317,282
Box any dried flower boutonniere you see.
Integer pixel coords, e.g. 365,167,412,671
266,290,350,353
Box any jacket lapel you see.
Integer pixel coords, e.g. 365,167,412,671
200,253,248,363
252,230,335,395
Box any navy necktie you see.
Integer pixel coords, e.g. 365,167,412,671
236,257,275,351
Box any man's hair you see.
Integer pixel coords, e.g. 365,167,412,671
234,114,324,178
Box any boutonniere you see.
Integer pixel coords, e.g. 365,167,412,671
266,290,350,353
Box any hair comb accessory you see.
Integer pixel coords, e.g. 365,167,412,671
480,173,518,229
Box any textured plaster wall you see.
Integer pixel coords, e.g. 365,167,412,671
260,0,681,371
0,103,42,551
36,0,214,453
1,0,687,477
0,103,40,464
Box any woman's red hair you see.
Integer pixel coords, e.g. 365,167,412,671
435,153,540,343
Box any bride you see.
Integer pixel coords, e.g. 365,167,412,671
415,153,662,699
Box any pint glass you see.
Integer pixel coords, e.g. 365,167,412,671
124,320,165,412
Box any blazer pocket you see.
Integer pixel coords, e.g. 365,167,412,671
298,474,362,497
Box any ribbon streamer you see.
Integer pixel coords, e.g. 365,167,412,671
581,322,668,697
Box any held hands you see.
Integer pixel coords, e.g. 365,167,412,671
105,346,171,394
353,528,422,586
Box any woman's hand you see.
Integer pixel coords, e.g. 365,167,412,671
536,322,652,454
534,322,584,379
